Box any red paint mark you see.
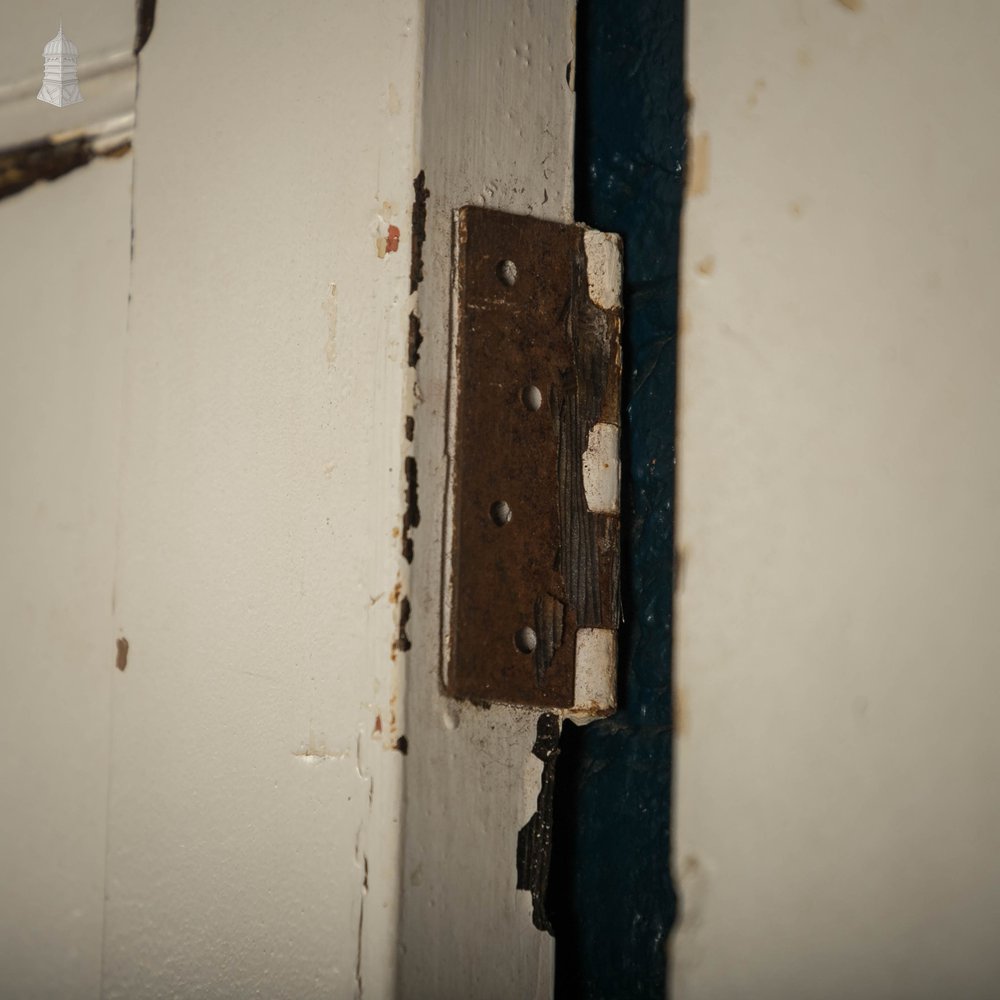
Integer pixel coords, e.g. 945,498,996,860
386,224,401,254
373,713,383,736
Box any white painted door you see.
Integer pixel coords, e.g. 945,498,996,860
675,2,1000,997
0,3,574,997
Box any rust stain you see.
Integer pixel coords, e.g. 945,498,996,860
115,637,129,672
386,224,401,254
836,0,863,10
790,200,804,218
696,255,716,276
688,133,710,196
373,713,383,736
389,579,402,605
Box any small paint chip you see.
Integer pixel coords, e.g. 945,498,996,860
696,255,716,276
115,637,129,672
688,133,710,196
386,224,400,254
583,230,623,309
581,423,620,514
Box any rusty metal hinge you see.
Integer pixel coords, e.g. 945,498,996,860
442,207,622,716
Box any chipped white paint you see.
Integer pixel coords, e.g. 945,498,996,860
569,628,617,717
1,1,576,995
583,228,622,309
676,2,1000,998
582,421,621,515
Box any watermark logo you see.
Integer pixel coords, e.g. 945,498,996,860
37,22,83,108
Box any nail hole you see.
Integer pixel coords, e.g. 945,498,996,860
515,626,537,654
522,385,542,411
490,500,512,526
496,259,518,287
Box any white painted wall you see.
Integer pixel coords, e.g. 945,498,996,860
674,3,1000,998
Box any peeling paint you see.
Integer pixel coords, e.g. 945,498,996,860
396,596,412,652
0,133,131,204
516,714,561,933
581,422,620,515
401,456,419,563
583,230,623,309
407,313,423,367
293,734,351,762
409,170,429,292
570,628,617,716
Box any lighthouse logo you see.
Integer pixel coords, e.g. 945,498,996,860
37,23,83,108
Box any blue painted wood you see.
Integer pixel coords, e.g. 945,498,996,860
551,1,685,995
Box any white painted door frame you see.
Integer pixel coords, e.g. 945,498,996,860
0,3,577,997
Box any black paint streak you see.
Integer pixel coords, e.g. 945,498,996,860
407,312,423,367
550,0,684,996
0,135,130,204
402,456,420,564
405,415,415,442
394,735,409,755
134,0,157,55
516,713,562,933
409,170,429,293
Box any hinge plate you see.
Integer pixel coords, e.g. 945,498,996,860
442,207,622,713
